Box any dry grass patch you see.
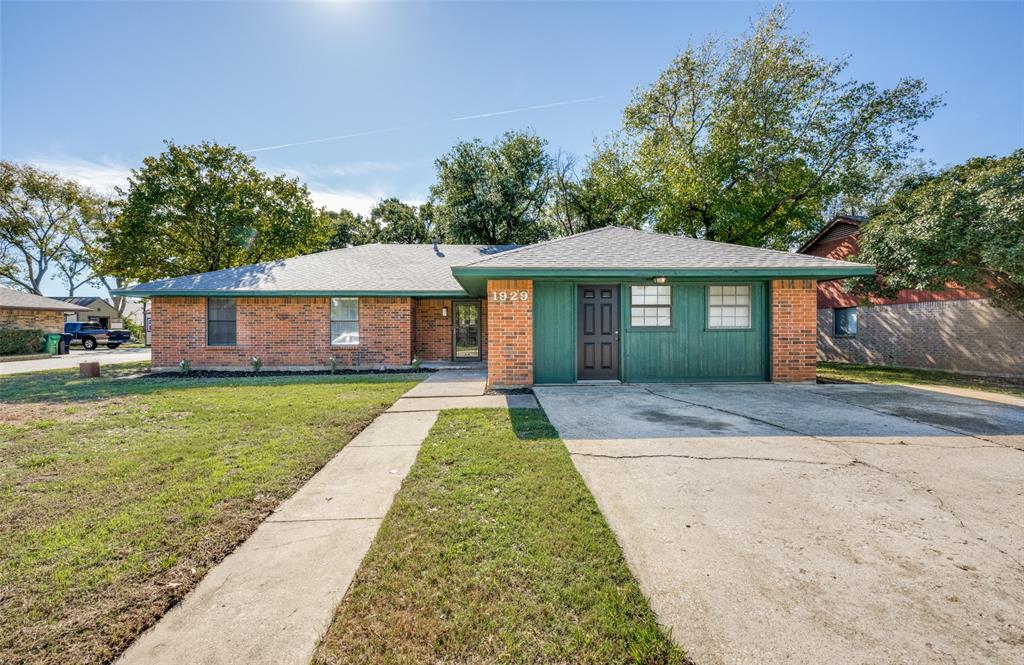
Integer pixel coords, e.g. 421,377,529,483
313,408,685,665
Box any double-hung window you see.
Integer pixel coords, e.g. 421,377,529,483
630,285,671,327
330,298,359,346
834,307,857,336
707,285,751,329
207,298,237,346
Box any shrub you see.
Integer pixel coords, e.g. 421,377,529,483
179,359,191,374
0,328,44,356
249,356,262,373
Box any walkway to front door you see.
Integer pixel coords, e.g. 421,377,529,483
577,284,619,380
116,370,536,665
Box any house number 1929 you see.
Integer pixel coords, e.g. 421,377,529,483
491,290,529,303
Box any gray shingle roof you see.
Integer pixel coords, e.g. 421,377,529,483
460,226,872,270
0,287,91,311
116,243,516,296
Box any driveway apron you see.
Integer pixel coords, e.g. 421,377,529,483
117,369,535,665
535,383,1024,665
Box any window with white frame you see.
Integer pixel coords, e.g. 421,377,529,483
707,285,751,329
630,285,671,327
330,298,359,346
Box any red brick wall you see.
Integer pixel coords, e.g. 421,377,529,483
485,280,533,387
771,280,817,382
151,296,413,369
806,234,981,309
0,308,66,333
412,298,490,362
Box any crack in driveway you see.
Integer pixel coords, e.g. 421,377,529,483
570,451,848,466
638,386,1024,573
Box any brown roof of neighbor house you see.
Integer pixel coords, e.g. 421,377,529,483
797,215,867,254
0,287,91,312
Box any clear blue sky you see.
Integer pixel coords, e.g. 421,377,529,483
2,1,1022,296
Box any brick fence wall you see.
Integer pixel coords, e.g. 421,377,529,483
818,298,1024,377
485,280,533,387
770,279,818,382
0,308,66,333
151,296,413,369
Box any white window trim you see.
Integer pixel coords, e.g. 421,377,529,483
330,297,360,347
706,284,753,330
630,284,672,328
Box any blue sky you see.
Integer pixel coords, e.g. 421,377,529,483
2,1,1022,296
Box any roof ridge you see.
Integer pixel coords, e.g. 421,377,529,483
459,225,629,267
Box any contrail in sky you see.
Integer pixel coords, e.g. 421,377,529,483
242,95,604,154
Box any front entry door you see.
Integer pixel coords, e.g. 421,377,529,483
453,301,482,361
577,285,619,380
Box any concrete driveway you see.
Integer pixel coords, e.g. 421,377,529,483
0,347,150,375
534,383,1024,665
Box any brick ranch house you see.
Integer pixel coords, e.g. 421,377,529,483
800,215,1024,378
116,227,873,387
0,286,90,333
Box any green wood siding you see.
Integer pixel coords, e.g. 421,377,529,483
532,281,576,384
619,281,768,382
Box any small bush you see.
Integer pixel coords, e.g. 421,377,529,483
0,328,44,356
178,359,191,374
249,356,262,373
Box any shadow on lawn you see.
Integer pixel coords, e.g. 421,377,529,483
508,407,560,441
0,363,423,404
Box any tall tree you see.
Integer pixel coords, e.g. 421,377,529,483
325,209,378,249
101,141,332,282
371,198,431,243
548,152,646,236
0,161,105,294
852,150,1024,316
594,4,941,248
429,130,553,245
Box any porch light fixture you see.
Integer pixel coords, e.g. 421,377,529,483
441,306,449,318
652,276,668,284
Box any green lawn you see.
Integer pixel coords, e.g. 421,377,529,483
817,361,1024,397
313,408,684,665
0,364,421,665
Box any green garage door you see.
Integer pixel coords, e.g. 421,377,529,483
532,281,576,384
620,281,768,382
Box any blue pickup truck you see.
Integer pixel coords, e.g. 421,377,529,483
63,322,132,350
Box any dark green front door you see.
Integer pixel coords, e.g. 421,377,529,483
577,285,620,380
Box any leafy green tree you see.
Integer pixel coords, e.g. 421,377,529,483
371,198,431,243
325,209,378,248
548,152,647,236
594,5,941,248
853,150,1024,315
430,130,553,245
0,161,105,294
101,141,331,282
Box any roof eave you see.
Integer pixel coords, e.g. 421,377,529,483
451,265,875,296
111,288,471,298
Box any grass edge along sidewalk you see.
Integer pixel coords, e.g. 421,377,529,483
817,361,1024,397
0,365,421,665
313,408,686,665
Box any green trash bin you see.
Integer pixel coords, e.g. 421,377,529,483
44,333,62,355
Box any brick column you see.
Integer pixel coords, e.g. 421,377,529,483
771,279,818,382
485,279,533,388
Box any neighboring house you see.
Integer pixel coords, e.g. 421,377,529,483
115,226,872,386
54,297,125,329
0,287,90,333
799,215,1024,377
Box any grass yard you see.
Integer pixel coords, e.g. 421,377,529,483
0,364,421,665
313,408,685,665
817,361,1024,397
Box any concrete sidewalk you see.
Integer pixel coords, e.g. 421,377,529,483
117,369,533,665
